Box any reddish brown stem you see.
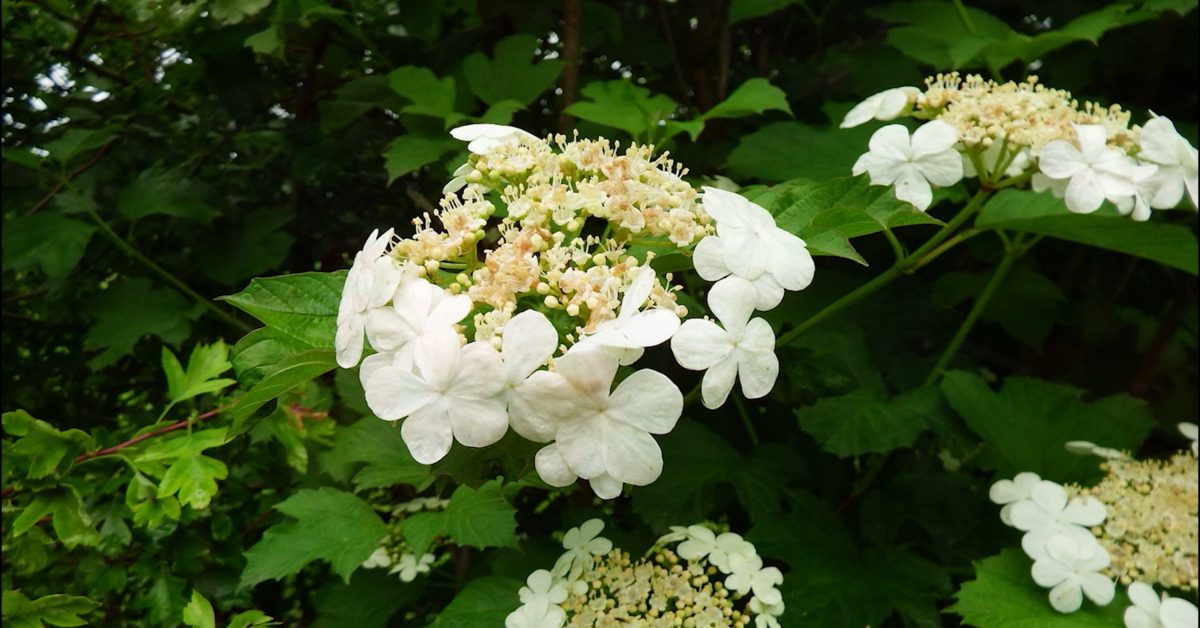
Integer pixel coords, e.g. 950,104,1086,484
74,405,228,463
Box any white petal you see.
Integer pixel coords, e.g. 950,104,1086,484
448,396,509,447
366,256,402,309
764,229,815,292
1039,141,1088,180
413,327,461,386
1031,481,1069,513
915,149,965,187
1010,500,1054,532
508,376,563,443
589,473,624,499
619,266,657,319
401,403,454,464
556,419,606,479
534,444,577,487
723,228,770,280
364,367,436,420
701,353,739,409
619,309,681,347
1065,170,1106,214
737,346,779,400
700,187,754,228
1139,117,1183,165
1048,580,1084,613
854,151,903,184
1074,124,1111,160
989,479,1020,505
335,315,366,368
365,307,417,353
1031,558,1071,587
739,316,776,353
911,120,958,156
672,319,734,370
427,292,473,326
502,310,559,380
609,369,683,434
867,125,913,162
599,419,663,485
1123,607,1159,628
555,347,620,402
749,274,785,310
708,276,758,333
394,279,436,325
1063,496,1107,527
1127,582,1161,614
1078,572,1114,606
692,235,731,281
893,166,934,211
1160,598,1199,628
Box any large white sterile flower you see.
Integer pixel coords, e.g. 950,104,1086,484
518,569,568,606
726,552,785,606
505,598,566,628
1037,124,1156,215
365,277,472,354
1137,116,1199,209
1009,480,1106,560
675,526,757,573
840,86,920,128
335,228,402,368
852,120,964,211
525,348,683,499
1124,582,1199,628
450,123,538,154
989,471,1042,527
499,310,562,442
696,187,814,307
1031,534,1115,613
671,277,778,409
748,597,785,628
577,266,681,360
390,552,435,582
363,328,507,464
552,519,613,582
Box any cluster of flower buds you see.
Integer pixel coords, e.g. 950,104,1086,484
988,423,1198,625
506,519,785,628
359,497,450,582
843,73,1199,218
333,125,816,498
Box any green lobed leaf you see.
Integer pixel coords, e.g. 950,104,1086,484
312,569,424,628
84,278,201,369
116,167,219,222
156,453,228,510
194,208,294,285
461,34,563,106
230,349,336,435
1,212,95,279
2,410,93,479
726,122,876,182
319,76,405,132
382,134,459,183
565,80,680,140
162,341,236,405
975,189,1198,275
796,386,941,457
11,486,100,549
869,1,1017,69
1,590,98,628
940,370,1154,483
240,488,388,588
230,328,313,388
387,66,464,124
227,610,277,628
320,417,433,490
220,271,346,348
427,576,522,627
701,77,792,120
401,479,518,553
43,125,120,164
181,590,215,628
948,548,1127,627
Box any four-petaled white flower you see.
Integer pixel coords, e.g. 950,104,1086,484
1124,582,1199,628
1177,422,1198,457
1030,534,1115,614
505,598,566,628
1037,124,1156,215
518,569,568,606
361,546,391,569
576,266,680,362
390,552,435,582
671,277,779,409
526,347,683,499
450,123,538,154
852,120,964,211
726,552,785,606
365,277,472,354
748,597,786,628
1010,480,1106,560
363,328,508,464
988,471,1041,527
840,87,920,128
335,228,402,368
1137,116,1199,209
694,187,814,310
552,519,613,582
676,525,758,573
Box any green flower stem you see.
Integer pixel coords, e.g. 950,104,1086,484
732,393,761,447
87,210,253,333
777,189,992,347
922,232,1038,386
881,224,906,262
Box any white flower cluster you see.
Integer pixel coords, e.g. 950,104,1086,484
334,125,815,498
359,496,449,582
506,519,785,628
988,428,1199,621
844,74,1198,218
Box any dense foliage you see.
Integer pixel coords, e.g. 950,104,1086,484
3,0,1197,626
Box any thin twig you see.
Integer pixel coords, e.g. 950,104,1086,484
75,405,229,463
556,0,582,132
27,143,112,215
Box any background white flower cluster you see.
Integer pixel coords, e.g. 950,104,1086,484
844,74,1198,219
334,125,815,499
506,519,785,628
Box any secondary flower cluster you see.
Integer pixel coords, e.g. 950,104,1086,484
988,425,1199,624
359,496,449,583
334,124,814,498
506,519,785,628
844,73,1199,218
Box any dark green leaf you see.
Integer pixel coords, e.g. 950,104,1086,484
241,488,388,587
726,122,876,182
1,212,95,279
230,349,336,435
701,78,792,120
84,278,201,369
1,590,98,628
11,486,100,549
382,134,458,183
320,417,433,490
796,386,940,457
2,410,92,479
231,328,312,387
427,576,521,627
43,125,120,164
565,80,679,139
117,167,219,222
388,66,463,123
461,34,563,106
220,271,345,349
